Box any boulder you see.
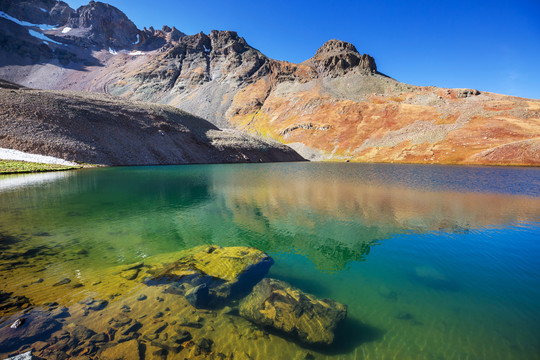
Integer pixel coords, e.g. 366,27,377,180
239,278,347,346
146,245,273,307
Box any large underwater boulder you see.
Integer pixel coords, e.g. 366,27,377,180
239,278,347,345
145,245,274,307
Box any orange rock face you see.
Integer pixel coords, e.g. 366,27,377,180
228,75,540,166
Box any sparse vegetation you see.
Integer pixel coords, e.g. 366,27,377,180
0,160,81,175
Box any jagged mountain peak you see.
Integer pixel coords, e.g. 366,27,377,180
65,0,138,49
0,0,73,26
307,39,377,77
314,39,359,57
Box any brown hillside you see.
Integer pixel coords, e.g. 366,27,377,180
0,80,303,165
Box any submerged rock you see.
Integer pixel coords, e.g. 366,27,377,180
146,245,273,307
99,339,140,360
0,313,61,352
239,278,347,346
53,278,71,287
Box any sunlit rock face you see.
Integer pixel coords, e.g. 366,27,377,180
63,1,139,49
0,0,539,166
239,278,347,345
145,245,274,307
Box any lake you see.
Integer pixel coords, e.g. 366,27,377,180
0,162,539,359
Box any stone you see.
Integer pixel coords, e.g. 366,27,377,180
109,314,132,328
70,324,96,341
10,319,25,329
170,330,191,344
120,269,140,281
0,313,61,353
154,312,164,318
137,294,147,301
121,321,142,335
99,339,140,360
87,300,108,311
239,278,347,345
89,333,107,344
53,278,71,286
194,338,213,356
50,306,70,319
150,339,182,353
184,283,209,308
146,245,273,307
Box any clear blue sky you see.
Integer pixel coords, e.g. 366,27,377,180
65,0,540,99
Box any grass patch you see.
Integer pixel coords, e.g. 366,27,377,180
0,160,82,175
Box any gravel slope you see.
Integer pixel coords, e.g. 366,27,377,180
0,79,304,165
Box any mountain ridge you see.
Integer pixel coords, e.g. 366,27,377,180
1,0,538,166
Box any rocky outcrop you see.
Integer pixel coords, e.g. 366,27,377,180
0,0,74,26
307,39,377,77
138,25,185,51
0,80,304,165
64,1,138,49
239,278,347,345
146,245,274,307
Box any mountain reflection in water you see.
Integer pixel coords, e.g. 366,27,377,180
0,163,539,359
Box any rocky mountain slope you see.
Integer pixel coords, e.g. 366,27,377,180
0,80,303,165
1,0,538,166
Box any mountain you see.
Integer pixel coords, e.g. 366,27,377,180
1,0,539,166
0,79,303,165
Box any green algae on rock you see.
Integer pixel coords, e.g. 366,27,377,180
145,245,274,307
239,278,347,346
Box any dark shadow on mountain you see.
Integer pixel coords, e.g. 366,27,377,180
0,19,103,70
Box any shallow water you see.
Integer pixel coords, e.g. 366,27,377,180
0,163,539,359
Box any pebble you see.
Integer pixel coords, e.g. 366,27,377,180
53,278,71,287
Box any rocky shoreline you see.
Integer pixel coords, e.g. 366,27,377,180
0,244,348,359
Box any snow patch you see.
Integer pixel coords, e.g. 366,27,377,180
203,45,211,53
28,29,62,45
109,47,118,55
129,51,144,56
39,7,48,13
0,11,57,30
62,27,71,33
133,34,140,44
0,148,78,166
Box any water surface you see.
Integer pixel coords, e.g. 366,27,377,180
0,163,539,359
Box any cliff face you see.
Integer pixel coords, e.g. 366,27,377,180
0,0,538,166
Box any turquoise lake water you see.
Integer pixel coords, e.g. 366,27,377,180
0,162,539,359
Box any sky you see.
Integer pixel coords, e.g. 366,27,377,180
64,0,540,99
